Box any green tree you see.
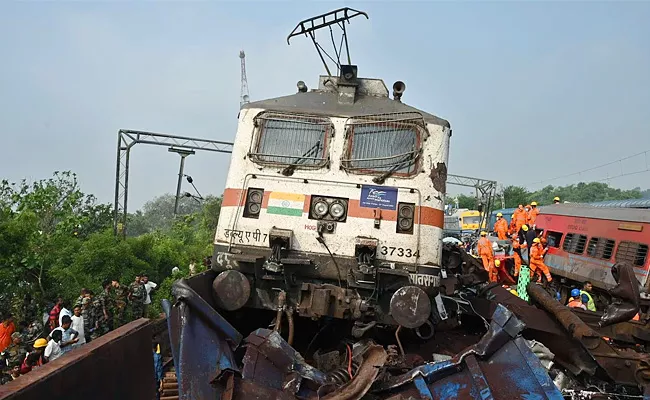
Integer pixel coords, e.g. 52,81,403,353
503,186,530,208
0,172,111,303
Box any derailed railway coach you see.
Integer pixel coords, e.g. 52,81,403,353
536,204,650,305
210,70,451,326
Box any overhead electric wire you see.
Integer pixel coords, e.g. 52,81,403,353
528,149,650,186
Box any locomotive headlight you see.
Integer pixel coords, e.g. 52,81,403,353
243,187,264,219
397,202,415,234
329,201,346,219
313,200,329,218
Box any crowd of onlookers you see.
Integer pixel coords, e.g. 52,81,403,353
0,273,157,385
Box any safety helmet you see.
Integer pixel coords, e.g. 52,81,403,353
571,288,580,298
553,197,560,202
521,225,529,232
494,259,501,266
511,214,515,219
34,338,48,349
496,212,503,217
531,201,538,206
533,238,541,243
480,231,487,236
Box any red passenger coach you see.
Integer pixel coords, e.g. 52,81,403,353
536,205,650,296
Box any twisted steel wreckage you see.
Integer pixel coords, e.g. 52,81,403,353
3,8,649,400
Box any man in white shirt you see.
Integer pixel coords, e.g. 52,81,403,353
142,274,158,317
70,306,85,346
58,304,72,327
44,330,63,362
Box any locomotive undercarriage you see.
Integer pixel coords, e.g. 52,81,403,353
211,243,447,329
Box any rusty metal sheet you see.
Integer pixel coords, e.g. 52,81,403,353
0,319,155,400
166,277,242,400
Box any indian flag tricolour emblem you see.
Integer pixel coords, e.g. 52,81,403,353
267,192,305,217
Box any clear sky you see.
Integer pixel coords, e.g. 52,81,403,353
1,1,649,208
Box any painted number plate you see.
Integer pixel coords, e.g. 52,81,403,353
380,246,419,258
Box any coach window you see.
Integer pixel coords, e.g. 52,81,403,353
341,113,423,177
562,233,587,254
250,113,333,168
587,237,616,260
546,231,563,248
616,241,649,267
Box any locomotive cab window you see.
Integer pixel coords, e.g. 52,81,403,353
586,237,616,260
250,113,333,168
341,113,424,177
562,233,587,254
615,241,649,267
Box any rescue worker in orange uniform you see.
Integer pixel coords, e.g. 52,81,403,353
508,214,516,235
513,205,528,232
528,201,540,228
491,259,501,283
529,238,552,283
511,233,526,277
493,213,509,240
477,231,494,274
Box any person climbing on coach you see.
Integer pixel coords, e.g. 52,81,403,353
528,202,540,228
477,231,494,273
529,238,552,283
493,213,509,240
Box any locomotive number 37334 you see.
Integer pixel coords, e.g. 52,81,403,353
380,246,419,258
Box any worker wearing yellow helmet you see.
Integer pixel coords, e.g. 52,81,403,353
490,259,501,283
528,201,540,228
477,231,494,275
25,338,48,367
493,212,508,240
553,197,560,204
529,237,552,283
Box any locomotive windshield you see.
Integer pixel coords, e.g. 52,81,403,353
250,113,332,167
342,114,422,177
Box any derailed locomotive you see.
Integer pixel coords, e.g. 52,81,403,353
210,61,451,327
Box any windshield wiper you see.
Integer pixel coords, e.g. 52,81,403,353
372,149,419,185
281,141,322,176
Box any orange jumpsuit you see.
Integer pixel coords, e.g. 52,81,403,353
494,218,509,240
508,217,517,235
528,207,540,227
529,243,552,282
477,237,495,274
513,209,528,232
511,237,526,277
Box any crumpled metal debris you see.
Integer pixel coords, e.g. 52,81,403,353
600,262,641,327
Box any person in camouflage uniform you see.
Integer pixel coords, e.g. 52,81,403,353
73,288,89,309
92,280,114,339
81,296,94,343
1,333,26,370
111,280,129,329
128,274,146,321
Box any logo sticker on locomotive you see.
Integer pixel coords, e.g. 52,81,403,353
267,192,305,217
360,185,398,210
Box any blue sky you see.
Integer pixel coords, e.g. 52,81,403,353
1,1,649,208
